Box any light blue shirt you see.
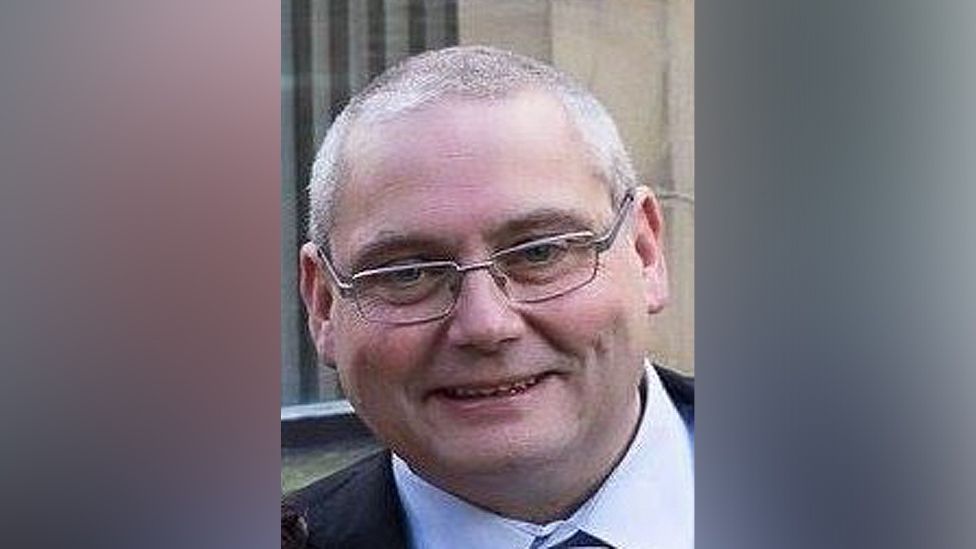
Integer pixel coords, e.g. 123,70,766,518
392,362,694,549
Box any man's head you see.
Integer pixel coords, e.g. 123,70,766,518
299,46,668,515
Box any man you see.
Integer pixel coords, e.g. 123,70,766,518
284,45,693,549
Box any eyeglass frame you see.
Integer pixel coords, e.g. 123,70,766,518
315,187,638,325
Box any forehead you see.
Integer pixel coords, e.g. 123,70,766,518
330,91,612,262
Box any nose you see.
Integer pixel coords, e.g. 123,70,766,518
445,267,525,352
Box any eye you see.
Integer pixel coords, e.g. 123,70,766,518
517,242,564,264
494,232,595,283
381,266,427,287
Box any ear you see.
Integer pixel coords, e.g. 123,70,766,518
632,187,669,314
299,242,338,367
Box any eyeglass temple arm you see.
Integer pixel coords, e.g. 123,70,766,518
593,187,637,252
315,247,356,297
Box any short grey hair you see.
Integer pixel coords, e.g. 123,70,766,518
307,45,637,248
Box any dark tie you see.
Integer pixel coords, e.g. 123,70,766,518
547,530,613,548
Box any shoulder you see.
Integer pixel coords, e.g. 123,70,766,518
653,364,694,429
282,450,409,549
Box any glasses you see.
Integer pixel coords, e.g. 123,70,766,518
317,188,636,325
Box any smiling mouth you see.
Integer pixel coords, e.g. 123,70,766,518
437,374,549,400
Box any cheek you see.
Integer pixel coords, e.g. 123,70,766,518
529,265,650,359
333,317,439,398
530,286,626,355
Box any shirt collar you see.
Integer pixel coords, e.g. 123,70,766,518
393,362,694,549
580,361,695,549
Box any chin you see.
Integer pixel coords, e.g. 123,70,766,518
421,433,572,478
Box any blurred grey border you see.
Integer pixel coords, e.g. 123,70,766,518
698,0,976,547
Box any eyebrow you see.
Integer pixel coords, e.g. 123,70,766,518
347,232,453,273
487,208,597,244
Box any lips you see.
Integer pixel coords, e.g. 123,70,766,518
436,374,548,400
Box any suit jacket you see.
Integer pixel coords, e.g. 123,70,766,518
282,366,694,549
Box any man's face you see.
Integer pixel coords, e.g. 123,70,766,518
302,91,667,482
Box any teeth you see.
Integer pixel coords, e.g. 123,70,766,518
445,375,541,399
